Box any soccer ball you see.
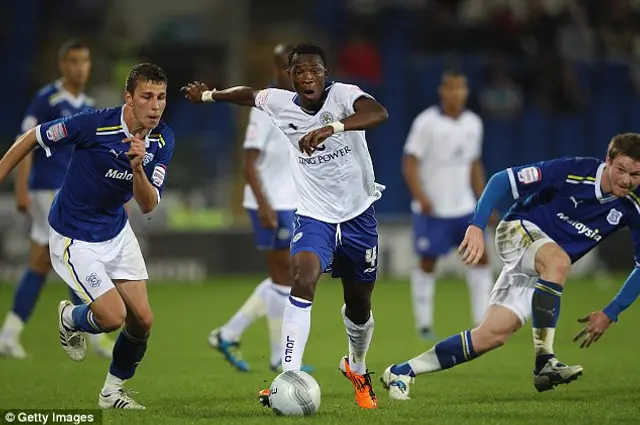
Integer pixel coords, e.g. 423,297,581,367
268,370,321,416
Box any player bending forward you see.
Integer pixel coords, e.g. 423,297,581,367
0,63,174,409
183,43,388,409
381,133,640,398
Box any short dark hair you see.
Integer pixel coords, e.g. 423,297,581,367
288,43,327,67
608,133,640,162
125,63,168,94
441,69,466,83
58,39,89,60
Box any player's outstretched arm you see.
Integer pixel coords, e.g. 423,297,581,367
181,82,258,107
574,267,640,348
459,170,511,265
0,129,38,184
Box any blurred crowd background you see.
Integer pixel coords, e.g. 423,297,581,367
0,0,637,277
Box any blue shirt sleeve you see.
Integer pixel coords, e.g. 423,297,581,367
602,215,640,321
470,170,510,230
147,128,175,199
35,111,96,157
506,157,575,200
20,96,50,134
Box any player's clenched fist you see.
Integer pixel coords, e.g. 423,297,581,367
181,81,210,103
299,126,333,156
123,134,146,168
458,225,485,266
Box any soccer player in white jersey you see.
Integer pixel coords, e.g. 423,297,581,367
0,40,113,359
209,44,312,373
403,70,493,339
0,63,174,410
380,134,640,399
182,42,388,409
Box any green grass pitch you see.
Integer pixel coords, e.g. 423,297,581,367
1,275,639,424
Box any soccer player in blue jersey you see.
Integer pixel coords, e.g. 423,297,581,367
0,63,174,409
381,133,640,399
0,40,112,359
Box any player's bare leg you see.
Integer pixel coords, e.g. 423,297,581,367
465,252,492,327
98,280,152,410
531,243,583,392
381,304,521,400
338,278,377,409
411,257,437,340
58,287,124,362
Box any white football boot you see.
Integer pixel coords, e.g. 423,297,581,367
380,365,415,400
534,358,583,392
57,300,87,362
99,390,145,410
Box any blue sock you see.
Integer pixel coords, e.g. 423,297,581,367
109,328,148,380
69,288,84,306
12,269,47,322
532,279,563,371
391,330,477,377
70,304,104,334
434,330,477,370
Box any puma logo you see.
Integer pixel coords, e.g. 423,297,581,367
569,196,583,208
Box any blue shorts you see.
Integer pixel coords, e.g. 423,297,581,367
290,205,378,283
412,212,473,257
247,209,296,250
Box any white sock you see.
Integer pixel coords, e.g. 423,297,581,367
101,372,125,396
220,277,271,341
341,305,374,376
466,266,493,326
87,334,103,345
62,305,76,330
281,295,312,372
267,283,291,366
0,311,25,341
411,269,435,330
408,348,442,374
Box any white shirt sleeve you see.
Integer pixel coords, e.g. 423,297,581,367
254,88,290,118
403,113,430,159
471,116,484,160
334,83,375,115
243,108,272,151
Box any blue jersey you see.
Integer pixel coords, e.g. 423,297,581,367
35,106,175,243
503,157,640,264
20,80,94,190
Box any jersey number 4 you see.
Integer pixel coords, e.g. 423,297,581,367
365,246,378,269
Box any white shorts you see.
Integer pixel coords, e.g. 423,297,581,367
49,222,148,304
489,219,555,325
29,190,57,246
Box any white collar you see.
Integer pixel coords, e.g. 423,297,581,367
54,79,87,109
595,162,616,203
120,106,151,148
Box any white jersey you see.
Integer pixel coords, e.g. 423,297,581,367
255,82,383,223
242,107,297,210
404,106,483,218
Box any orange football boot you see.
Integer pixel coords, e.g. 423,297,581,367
340,356,378,409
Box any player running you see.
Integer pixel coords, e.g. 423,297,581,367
403,70,492,339
0,63,174,410
182,42,388,409
208,43,312,373
381,133,640,399
0,40,113,359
